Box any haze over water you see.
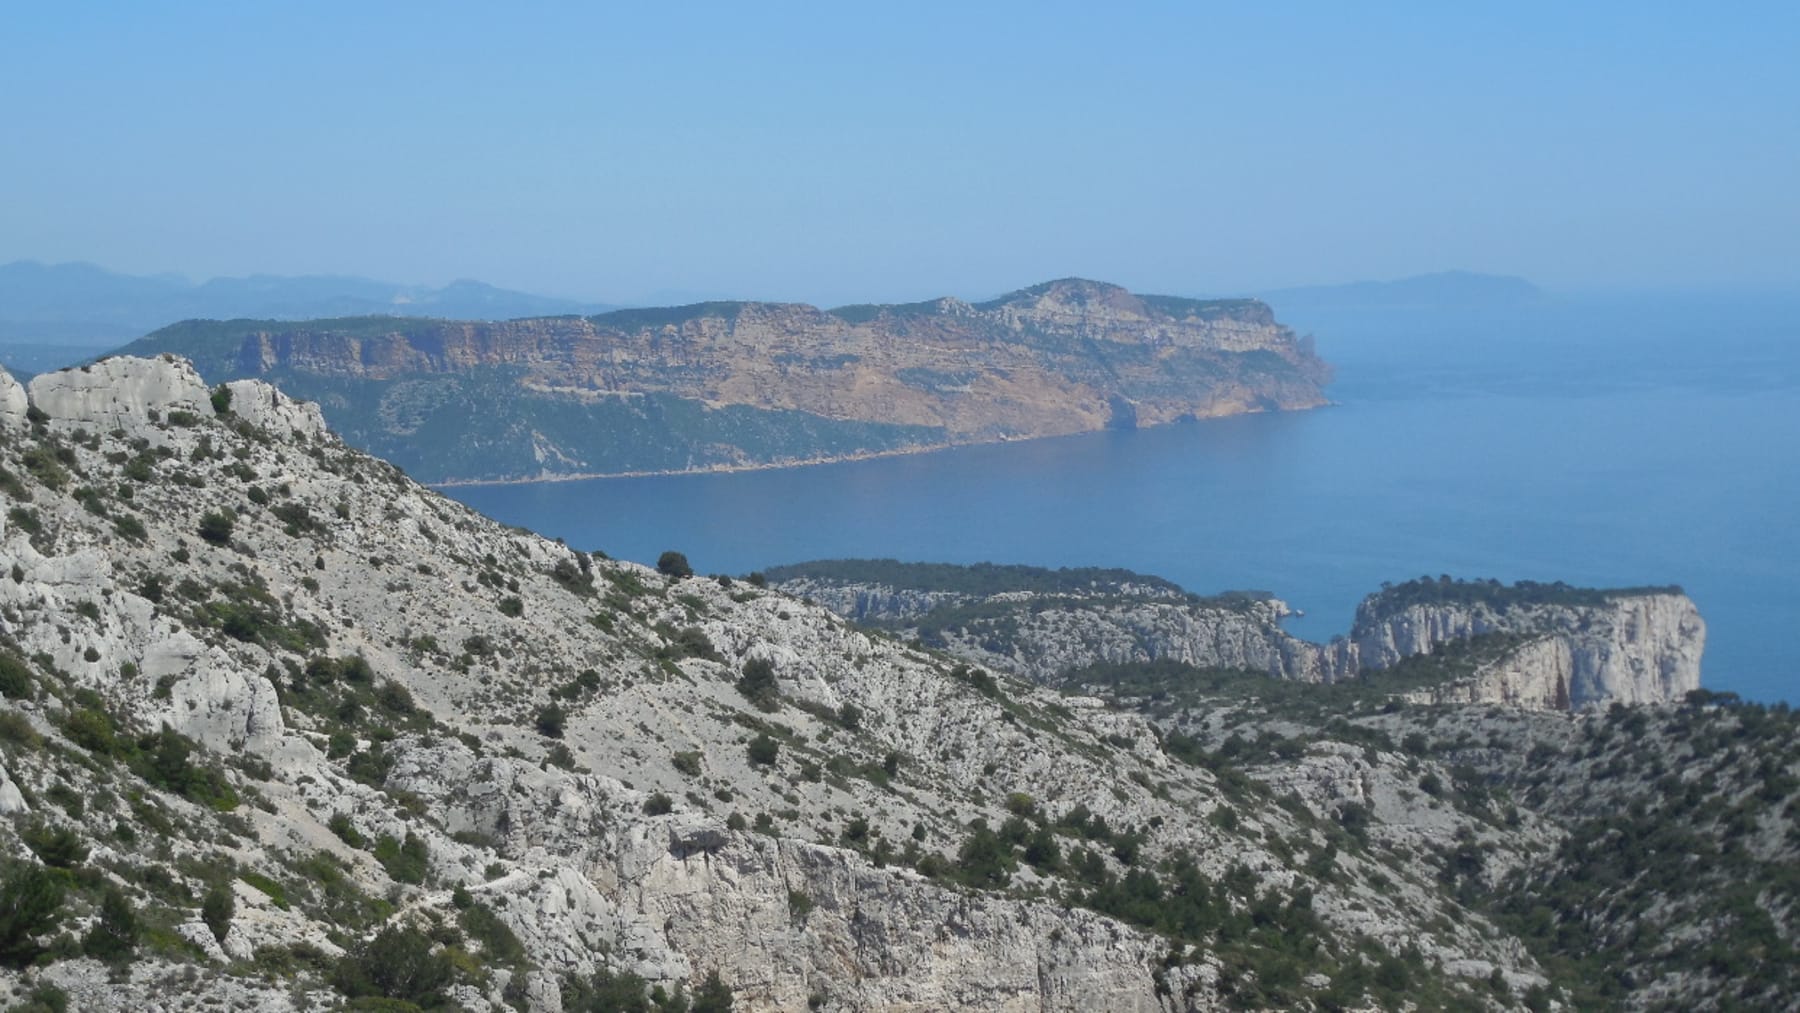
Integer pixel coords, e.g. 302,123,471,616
450,294,1800,704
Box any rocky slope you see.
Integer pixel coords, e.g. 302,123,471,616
114,278,1330,482
0,356,1549,1011
2,356,1775,1012
1123,676,1800,1012
769,563,1704,711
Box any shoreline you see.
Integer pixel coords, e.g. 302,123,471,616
427,400,1337,488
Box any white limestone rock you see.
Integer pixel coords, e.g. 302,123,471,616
223,378,330,442
0,762,29,815
0,366,28,430
1352,593,1705,709
26,355,213,444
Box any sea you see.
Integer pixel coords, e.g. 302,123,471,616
447,293,1800,704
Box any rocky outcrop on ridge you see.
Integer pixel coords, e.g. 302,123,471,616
0,368,27,428
1343,585,1704,708
772,565,1704,711
116,278,1331,482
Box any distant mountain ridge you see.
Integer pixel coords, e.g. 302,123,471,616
0,260,617,343
116,277,1331,483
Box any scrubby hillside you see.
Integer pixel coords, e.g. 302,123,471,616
1092,662,1800,1011
0,357,1782,1012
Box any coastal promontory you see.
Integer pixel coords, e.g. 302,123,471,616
118,278,1330,483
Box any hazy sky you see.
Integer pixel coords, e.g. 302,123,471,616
3,2,1796,305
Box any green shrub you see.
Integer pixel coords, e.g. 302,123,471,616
643,793,674,816
562,965,655,1012
332,925,454,1006
536,704,567,739
377,681,416,715
747,734,779,767
952,822,1015,888
546,743,577,770
658,626,719,661
197,510,235,546
374,833,429,885
8,983,68,1013
271,502,316,535
692,970,735,1013
239,871,290,909
19,448,68,491
736,657,779,711
202,882,235,944
0,863,65,967
83,886,138,961
21,823,87,868
6,507,41,536
64,707,118,755
135,726,239,810
952,664,1002,699
656,551,693,579
460,903,525,965
672,751,703,778
328,812,366,848
0,653,35,700
0,711,40,747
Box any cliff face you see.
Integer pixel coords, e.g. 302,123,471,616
774,569,1704,711
1346,593,1704,709
118,278,1331,482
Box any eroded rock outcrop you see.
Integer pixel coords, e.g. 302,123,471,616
775,567,1705,711
26,354,214,442
1351,590,1705,709
0,366,28,429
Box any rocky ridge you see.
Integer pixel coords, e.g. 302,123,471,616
116,278,1330,482
770,565,1704,711
0,356,1774,1012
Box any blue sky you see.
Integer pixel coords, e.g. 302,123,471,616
2,2,1795,305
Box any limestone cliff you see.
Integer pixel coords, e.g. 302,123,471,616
1343,583,1705,709
772,566,1704,711
115,278,1331,482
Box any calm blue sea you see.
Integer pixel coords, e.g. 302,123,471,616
447,294,1800,704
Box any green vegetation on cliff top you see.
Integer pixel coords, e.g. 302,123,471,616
1366,576,1685,621
767,559,1195,598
